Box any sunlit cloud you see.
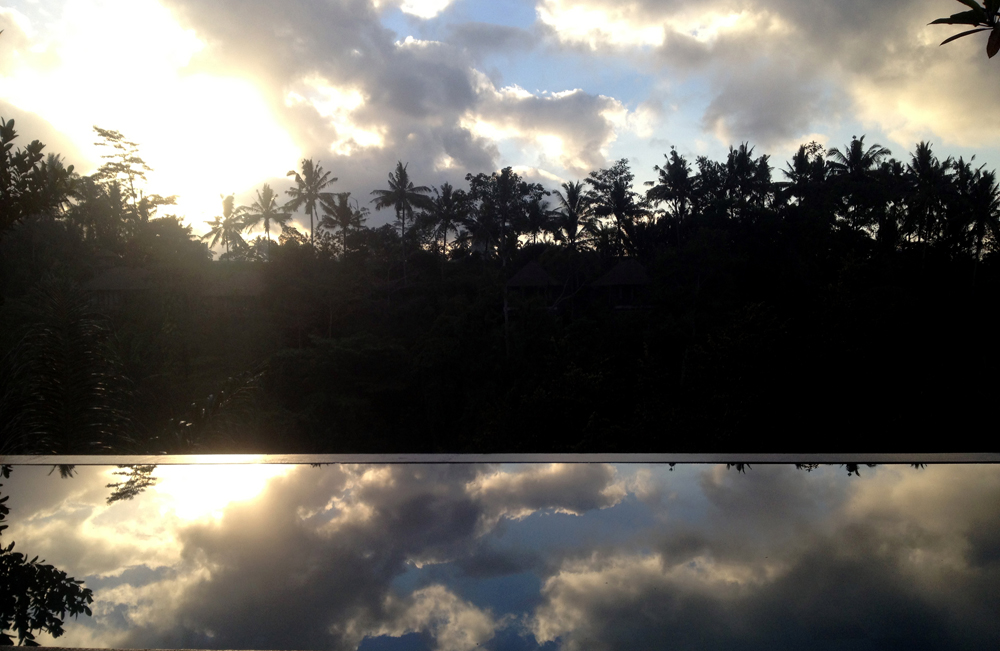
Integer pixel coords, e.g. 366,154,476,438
379,0,458,20
152,463,294,521
285,75,386,156
365,585,498,651
537,0,666,49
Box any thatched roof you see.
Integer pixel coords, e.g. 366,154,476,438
507,261,560,288
82,267,152,292
593,259,651,287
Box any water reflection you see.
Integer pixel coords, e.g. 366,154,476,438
2,463,998,650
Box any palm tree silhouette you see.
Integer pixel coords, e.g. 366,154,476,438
241,183,291,259
951,157,1000,283
585,159,649,256
646,147,695,226
425,182,469,257
906,141,953,251
828,135,891,177
286,159,336,246
551,181,591,250
523,195,554,245
202,194,246,257
320,192,368,256
827,135,892,232
370,161,432,283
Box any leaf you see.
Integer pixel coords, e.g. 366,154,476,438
955,0,989,20
940,27,991,45
930,9,988,25
990,26,1000,55
988,0,1000,15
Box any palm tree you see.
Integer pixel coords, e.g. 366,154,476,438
241,183,291,258
828,136,892,177
551,181,591,250
424,182,469,257
202,194,246,257
906,141,953,250
286,159,336,245
523,195,554,245
646,147,695,226
827,135,892,232
950,158,1000,283
319,192,368,256
585,159,649,256
370,161,432,282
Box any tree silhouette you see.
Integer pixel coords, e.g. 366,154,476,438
551,181,591,250
319,192,368,256
1,119,74,234
646,147,695,244
370,161,432,282
418,182,469,260
827,135,892,233
106,464,159,504
523,194,554,245
286,159,336,246
241,183,291,258
930,0,1000,57
0,466,94,646
950,157,1000,282
202,194,246,257
91,126,175,234
585,159,649,256
723,143,772,223
905,141,953,252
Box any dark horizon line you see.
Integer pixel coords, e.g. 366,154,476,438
3,453,998,465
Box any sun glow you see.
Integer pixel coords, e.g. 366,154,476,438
0,0,300,235
151,462,293,521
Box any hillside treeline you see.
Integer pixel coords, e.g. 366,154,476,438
1,119,998,453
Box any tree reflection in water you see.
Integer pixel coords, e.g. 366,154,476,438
0,464,94,646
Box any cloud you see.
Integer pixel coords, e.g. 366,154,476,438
531,464,1000,651
385,0,459,21
446,22,539,61
102,463,622,649
469,463,626,521
155,0,628,213
16,463,1000,650
369,585,498,651
539,0,1000,151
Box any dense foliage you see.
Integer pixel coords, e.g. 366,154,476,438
2,118,998,453
0,465,94,646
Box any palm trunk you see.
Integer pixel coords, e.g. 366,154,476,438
400,208,407,285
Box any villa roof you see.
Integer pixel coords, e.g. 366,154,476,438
593,259,651,287
506,261,560,288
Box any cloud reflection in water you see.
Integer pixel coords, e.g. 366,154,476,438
4,463,998,650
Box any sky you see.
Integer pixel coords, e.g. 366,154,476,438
2,0,1000,245
3,462,1000,650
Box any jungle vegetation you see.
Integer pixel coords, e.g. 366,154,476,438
2,119,998,454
